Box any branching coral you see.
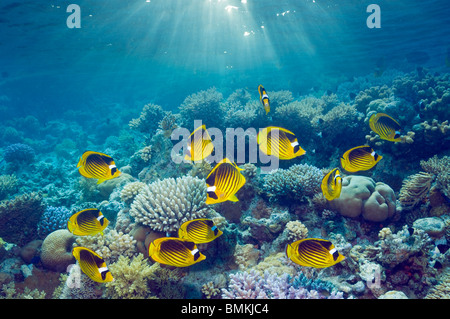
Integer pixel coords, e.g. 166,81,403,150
104,254,155,299
178,87,224,130
375,225,433,268
3,143,35,164
0,174,18,200
221,269,344,299
129,103,166,134
120,181,146,205
0,192,45,246
74,229,137,264
37,205,73,238
262,164,323,203
129,175,210,233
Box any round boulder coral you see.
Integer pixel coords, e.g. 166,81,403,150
329,175,396,222
40,229,76,272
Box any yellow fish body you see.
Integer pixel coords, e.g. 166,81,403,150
77,151,121,184
286,238,345,268
205,158,246,205
258,85,270,115
72,247,114,283
178,218,223,244
340,145,382,173
321,168,342,201
257,126,306,160
148,237,206,267
67,208,109,236
184,125,214,162
369,113,402,142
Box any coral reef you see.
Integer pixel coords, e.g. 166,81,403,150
0,174,18,200
398,172,433,211
3,143,35,164
104,254,155,299
40,229,76,272
74,229,137,264
0,192,45,246
221,269,344,299
178,87,224,130
329,176,396,222
129,103,166,135
262,164,323,203
37,206,73,238
129,175,210,233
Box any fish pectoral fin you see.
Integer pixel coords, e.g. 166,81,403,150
229,194,239,202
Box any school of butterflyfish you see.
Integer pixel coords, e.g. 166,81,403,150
69,86,403,282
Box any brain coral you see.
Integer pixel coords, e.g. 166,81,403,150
41,229,76,272
328,175,396,222
129,175,210,233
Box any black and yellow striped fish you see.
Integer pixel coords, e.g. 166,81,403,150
205,158,246,205
257,126,306,160
369,113,402,142
286,238,345,268
258,85,270,115
184,125,214,162
77,151,121,184
178,218,223,244
321,168,342,201
67,208,109,236
148,237,206,267
340,145,382,173
72,247,114,283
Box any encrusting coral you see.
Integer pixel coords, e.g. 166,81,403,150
129,175,210,233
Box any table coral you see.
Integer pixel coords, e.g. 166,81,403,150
129,175,210,233
329,176,396,222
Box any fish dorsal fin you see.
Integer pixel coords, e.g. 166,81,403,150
183,240,196,251
316,239,333,250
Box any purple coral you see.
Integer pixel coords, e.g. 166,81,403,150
3,143,35,164
221,270,344,299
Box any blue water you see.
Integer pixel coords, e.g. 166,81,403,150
1,0,449,119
